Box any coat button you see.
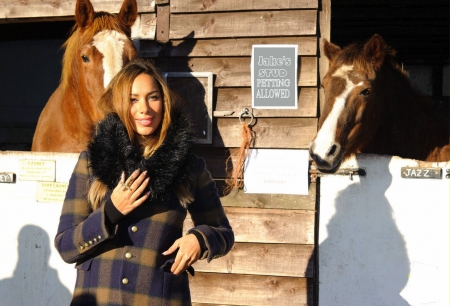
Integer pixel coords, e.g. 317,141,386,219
125,252,132,259
122,278,129,285
79,246,84,250
84,243,89,247
98,235,102,240
131,226,138,232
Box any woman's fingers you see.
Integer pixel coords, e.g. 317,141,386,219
164,235,201,275
111,169,151,215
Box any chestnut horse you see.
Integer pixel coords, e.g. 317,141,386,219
32,0,138,152
310,34,449,172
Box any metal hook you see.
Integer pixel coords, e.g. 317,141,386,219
239,108,254,126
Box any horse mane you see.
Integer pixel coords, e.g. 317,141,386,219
60,12,126,91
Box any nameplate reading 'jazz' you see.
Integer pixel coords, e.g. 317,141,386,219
401,167,442,179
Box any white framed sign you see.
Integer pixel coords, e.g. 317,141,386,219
251,45,298,109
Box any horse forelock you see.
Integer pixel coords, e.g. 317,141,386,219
60,12,128,92
335,41,398,79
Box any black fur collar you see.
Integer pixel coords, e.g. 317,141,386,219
87,110,196,202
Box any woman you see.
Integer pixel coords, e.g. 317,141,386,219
55,58,234,305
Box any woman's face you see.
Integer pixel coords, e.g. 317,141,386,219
129,73,163,141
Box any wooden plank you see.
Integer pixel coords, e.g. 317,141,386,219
319,0,331,115
216,181,316,211
140,36,317,57
155,57,317,87
213,117,317,148
189,273,312,305
185,207,315,244
192,242,314,277
214,87,317,118
136,13,156,40
0,0,155,20
156,4,169,42
171,0,318,13
169,10,317,39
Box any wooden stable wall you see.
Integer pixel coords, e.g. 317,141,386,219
0,0,330,305
144,2,321,305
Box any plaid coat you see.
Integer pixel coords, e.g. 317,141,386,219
55,150,234,306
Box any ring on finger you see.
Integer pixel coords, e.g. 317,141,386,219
121,183,131,191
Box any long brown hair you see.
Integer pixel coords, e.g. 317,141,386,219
88,58,193,208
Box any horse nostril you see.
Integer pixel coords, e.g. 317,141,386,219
328,144,337,157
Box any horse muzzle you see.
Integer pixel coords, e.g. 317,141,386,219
309,141,343,173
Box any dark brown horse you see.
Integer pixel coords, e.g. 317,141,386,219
32,0,138,152
310,34,449,172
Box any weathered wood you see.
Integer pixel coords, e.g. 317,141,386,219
192,242,314,277
171,0,318,13
213,117,317,148
216,181,316,210
189,273,312,305
214,87,317,118
319,0,331,115
155,57,317,87
156,4,170,42
140,36,317,57
0,0,155,20
185,207,315,244
169,10,316,39
136,14,156,40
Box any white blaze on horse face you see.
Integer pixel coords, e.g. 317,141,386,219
93,30,128,88
313,65,362,158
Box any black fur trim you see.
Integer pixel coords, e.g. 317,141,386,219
88,109,196,202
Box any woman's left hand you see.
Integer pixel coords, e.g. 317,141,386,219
162,234,201,275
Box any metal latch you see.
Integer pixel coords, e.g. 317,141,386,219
310,168,366,183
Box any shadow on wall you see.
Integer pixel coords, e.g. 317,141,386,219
0,225,72,305
317,155,410,305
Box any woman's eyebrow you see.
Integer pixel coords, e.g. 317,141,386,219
130,90,160,96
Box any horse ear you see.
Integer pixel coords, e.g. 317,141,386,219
75,0,95,29
117,0,138,29
323,39,342,61
364,34,386,68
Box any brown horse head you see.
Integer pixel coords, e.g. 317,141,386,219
309,34,399,172
32,0,138,152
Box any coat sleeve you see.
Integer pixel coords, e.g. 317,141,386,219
54,151,116,264
186,156,234,262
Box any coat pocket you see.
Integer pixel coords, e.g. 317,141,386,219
161,258,195,276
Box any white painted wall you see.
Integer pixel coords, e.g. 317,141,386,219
0,151,78,305
319,154,449,306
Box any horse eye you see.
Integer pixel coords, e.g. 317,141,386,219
360,88,371,96
81,55,90,63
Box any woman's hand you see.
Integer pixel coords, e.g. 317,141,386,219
162,234,201,275
110,169,150,215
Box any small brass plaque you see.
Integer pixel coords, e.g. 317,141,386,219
36,182,69,203
19,160,56,181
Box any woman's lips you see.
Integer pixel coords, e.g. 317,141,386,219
137,118,152,126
